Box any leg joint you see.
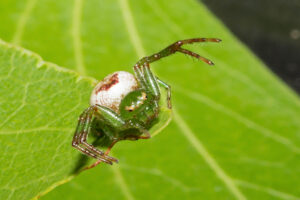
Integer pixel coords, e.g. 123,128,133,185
72,141,78,147
176,40,183,46
80,136,87,143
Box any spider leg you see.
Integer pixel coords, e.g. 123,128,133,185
133,63,161,126
134,64,147,89
156,77,172,109
72,108,112,164
134,63,160,97
72,106,121,164
136,38,221,66
133,63,161,103
138,63,161,100
82,139,119,170
78,118,119,164
73,107,115,164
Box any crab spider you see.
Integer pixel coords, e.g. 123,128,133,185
72,38,221,167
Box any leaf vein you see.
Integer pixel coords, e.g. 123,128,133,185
72,0,86,75
175,86,300,153
0,127,73,135
174,109,247,200
0,83,29,128
235,179,300,200
12,0,37,45
121,164,200,192
111,164,135,200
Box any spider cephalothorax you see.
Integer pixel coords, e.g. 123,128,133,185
72,38,221,167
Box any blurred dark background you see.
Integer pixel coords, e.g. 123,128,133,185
202,0,300,94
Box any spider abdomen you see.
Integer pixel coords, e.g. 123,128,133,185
90,71,139,113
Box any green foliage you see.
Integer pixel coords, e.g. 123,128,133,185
0,0,300,199
0,40,94,200
0,40,170,200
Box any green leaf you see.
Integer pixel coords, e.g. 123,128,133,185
0,0,300,200
0,40,171,200
0,40,93,200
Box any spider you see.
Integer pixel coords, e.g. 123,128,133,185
72,38,221,167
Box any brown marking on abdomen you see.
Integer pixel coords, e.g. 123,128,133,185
97,73,119,92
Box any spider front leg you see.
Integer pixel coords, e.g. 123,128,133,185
134,63,171,109
72,105,124,165
134,63,160,99
133,38,221,108
136,37,221,66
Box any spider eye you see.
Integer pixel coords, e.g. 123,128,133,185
141,92,147,100
125,106,135,112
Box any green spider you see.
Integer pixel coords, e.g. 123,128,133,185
72,38,221,167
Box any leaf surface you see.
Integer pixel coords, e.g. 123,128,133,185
0,40,171,200
0,40,96,200
0,0,300,199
